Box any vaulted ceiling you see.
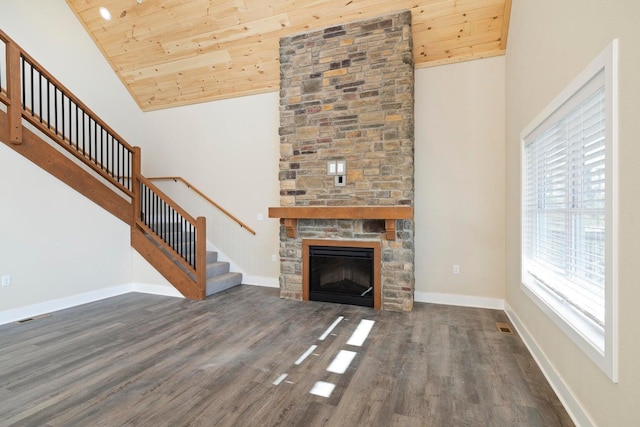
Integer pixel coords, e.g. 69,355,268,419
66,0,511,111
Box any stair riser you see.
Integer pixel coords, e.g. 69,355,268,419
206,262,230,279
206,273,242,296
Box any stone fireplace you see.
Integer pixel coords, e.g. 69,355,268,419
270,10,415,312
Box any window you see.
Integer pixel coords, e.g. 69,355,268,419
521,40,618,382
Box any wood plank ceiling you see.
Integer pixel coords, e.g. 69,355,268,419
66,0,512,111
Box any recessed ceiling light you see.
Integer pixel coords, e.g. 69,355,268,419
99,6,112,21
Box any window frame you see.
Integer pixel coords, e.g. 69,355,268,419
520,39,618,382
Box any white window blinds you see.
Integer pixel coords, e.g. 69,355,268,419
523,74,606,333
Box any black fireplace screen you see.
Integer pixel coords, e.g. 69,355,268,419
309,245,374,308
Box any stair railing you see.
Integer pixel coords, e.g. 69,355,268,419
1,29,207,298
134,170,206,293
1,30,134,196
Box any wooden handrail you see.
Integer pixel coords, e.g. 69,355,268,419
149,176,257,235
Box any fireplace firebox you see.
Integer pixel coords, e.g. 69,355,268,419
302,239,382,309
309,245,374,307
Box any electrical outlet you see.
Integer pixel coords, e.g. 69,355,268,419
1,275,11,287
453,265,460,274
257,213,264,221
272,254,277,263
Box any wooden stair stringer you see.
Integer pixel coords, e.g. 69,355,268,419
0,109,132,225
131,227,205,300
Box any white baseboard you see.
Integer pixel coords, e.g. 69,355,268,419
414,291,505,310
243,275,279,288
505,303,593,427
131,283,184,298
0,284,131,326
0,283,189,326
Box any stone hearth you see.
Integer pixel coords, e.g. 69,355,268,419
274,10,415,312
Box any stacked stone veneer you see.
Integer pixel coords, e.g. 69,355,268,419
278,11,415,312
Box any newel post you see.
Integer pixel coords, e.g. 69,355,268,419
7,42,22,144
131,146,142,226
196,216,207,299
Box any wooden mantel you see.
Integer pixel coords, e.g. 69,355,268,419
268,206,413,241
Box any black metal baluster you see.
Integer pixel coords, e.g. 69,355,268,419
162,199,166,241
102,130,106,171
99,127,103,169
171,209,181,256
29,61,34,116
180,217,185,265
105,132,110,174
162,200,166,245
69,98,73,146
54,87,58,135
144,183,149,224
38,73,43,123
74,104,78,150
168,205,172,250
150,189,154,231
61,94,65,141
88,118,92,160
154,192,159,235
141,183,145,222
167,207,172,251
150,188,154,230
159,197,163,241
67,96,71,144
190,222,194,269
116,141,121,185
191,223,196,268
97,126,102,169
161,198,164,239
81,112,86,156
110,136,114,179
46,79,50,129
176,211,179,259
175,210,178,255
181,217,185,264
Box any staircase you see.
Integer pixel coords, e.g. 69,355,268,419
0,30,243,300
148,227,242,296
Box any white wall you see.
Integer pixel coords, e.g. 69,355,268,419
0,0,151,315
505,1,640,425
0,143,132,312
142,93,282,286
414,57,506,307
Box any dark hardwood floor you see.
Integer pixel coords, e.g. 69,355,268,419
0,286,573,426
